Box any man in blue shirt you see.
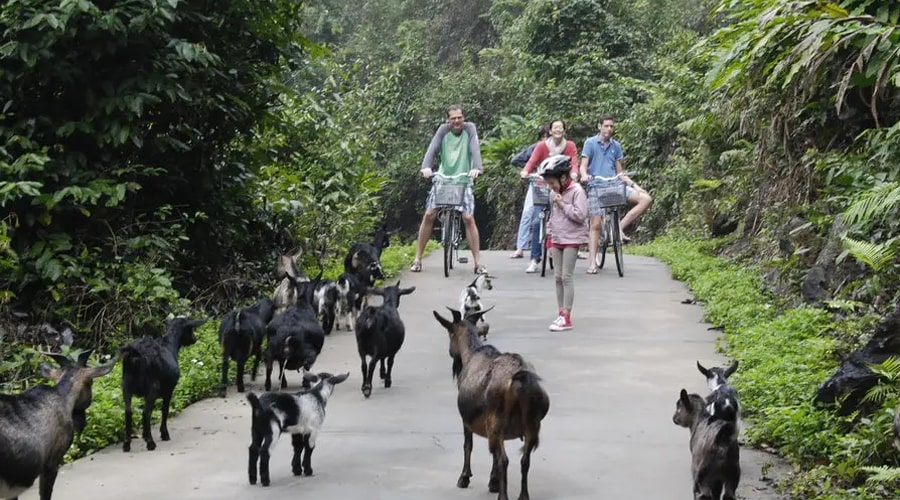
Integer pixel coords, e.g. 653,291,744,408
579,114,653,273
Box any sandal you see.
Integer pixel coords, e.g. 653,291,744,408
474,264,487,274
509,251,524,259
585,267,598,275
410,260,422,272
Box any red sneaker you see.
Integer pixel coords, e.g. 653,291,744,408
549,312,572,331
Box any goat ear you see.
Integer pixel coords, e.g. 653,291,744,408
75,349,94,367
188,318,207,329
444,307,463,324
465,305,494,324
433,310,454,331
329,372,350,385
724,360,738,378
89,357,118,379
679,389,691,408
696,361,710,378
400,286,416,296
39,362,63,382
48,353,72,368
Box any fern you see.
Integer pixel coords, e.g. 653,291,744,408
862,357,900,405
844,182,900,228
840,236,897,272
860,465,900,486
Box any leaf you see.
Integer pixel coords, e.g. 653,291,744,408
840,235,897,272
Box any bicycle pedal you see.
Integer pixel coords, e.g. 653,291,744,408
458,257,469,264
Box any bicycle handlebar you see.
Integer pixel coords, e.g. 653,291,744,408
585,171,638,184
432,172,474,180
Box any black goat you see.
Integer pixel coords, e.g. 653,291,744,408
673,389,741,500
342,223,394,279
219,298,275,397
0,351,115,500
433,308,550,500
355,282,416,398
697,360,741,423
247,372,350,487
120,316,206,452
264,281,325,391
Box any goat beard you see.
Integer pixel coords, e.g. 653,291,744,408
451,355,463,380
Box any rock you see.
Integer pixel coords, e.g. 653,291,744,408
802,266,828,302
710,212,738,237
816,303,900,415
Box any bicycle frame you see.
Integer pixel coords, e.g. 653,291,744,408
431,172,472,277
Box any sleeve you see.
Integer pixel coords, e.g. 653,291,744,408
524,142,548,174
511,144,536,167
421,124,450,170
580,137,593,159
614,141,624,161
465,122,484,172
562,186,589,223
565,141,578,172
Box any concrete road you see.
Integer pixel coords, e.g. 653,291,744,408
26,251,788,500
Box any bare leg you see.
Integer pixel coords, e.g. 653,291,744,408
462,212,481,268
414,210,437,261
620,191,653,231
587,215,602,269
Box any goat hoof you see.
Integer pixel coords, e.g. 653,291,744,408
292,467,302,476
362,386,372,398
384,379,392,388
303,468,313,477
488,480,500,493
457,476,470,488
160,433,170,441
261,479,270,487
147,441,157,451
123,442,131,452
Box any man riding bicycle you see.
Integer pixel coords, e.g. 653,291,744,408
410,104,486,274
579,114,653,273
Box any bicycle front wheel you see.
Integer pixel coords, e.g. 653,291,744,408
612,215,624,277
539,213,549,277
598,214,610,270
442,212,452,278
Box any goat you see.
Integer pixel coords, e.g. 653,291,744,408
264,281,325,391
0,351,115,500
334,271,370,332
355,282,416,398
273,251,310,314
433,308,550,500
120,316,206,452
459,273,496,340
673,389,741,500
218,298,275,397
246,372,350,487
697,360,741,423
313,280,339,336
342,223,394,279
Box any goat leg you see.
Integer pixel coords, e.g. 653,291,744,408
494,434,510,500
359,355,369,397
518,435,538,500
264,358,273,391
385,355,395,388
457,426,473,488
123,392,134,452
142,394,157,450
248,443,259,485
160,392,173,441
363,356,378,398
302,432,315,476
250,343,262,381
278,359,287,389
259,437,273,487
236,358,246,393
291,434,304,476
379,358,386,380
38,465,59,500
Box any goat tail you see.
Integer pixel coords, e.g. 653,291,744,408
511,370,550,452
246,392,262,416
119,344,150,395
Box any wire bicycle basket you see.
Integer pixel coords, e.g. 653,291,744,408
531,179,551,207
589,180,628,211
433,180,467,207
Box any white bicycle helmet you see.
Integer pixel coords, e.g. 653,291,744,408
538,154,571,178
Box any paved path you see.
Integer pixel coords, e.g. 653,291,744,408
26,251,788,500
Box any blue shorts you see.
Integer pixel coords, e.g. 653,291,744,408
426,184,475,214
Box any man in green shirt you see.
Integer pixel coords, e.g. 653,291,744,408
410,104,486,274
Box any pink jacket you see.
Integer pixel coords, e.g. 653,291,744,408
548,180,589,245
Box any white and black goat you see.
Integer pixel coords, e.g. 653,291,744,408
120,315,206,452
697,360,741,423
334,271,368,332
342,223,393,280
458,272,495,340
218,297,275,397
264,279,325,391
273,250,310,314
673,389,741,500
0,351,116,500
355,282,416,398
313,280,339,336
246,372,350,487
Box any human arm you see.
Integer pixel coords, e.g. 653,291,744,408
565,140,579,182
511,143,536,168
554,185,589,223
421,124,450,178
521,141,548,178
465,122,484,176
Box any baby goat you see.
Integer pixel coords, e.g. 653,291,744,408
246,372,350,487
219,298,274,397
355,282,416,398
458,273,495,340
120,316,206,452
0,351,115,500
673,389,741,500
434,308,550,500
313,280,339,336
697,360,741,423
273,251,310,314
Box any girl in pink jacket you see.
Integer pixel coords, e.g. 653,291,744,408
538,154,589,331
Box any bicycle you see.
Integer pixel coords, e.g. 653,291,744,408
526,173,553,277
431,172,473,278
586,172,636,277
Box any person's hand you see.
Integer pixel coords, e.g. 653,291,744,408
519,169,529,180
421,168,433,179
581,173,592,183
552,192,563,205
469,170,481,180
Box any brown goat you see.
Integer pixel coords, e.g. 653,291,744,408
433,308,550,500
